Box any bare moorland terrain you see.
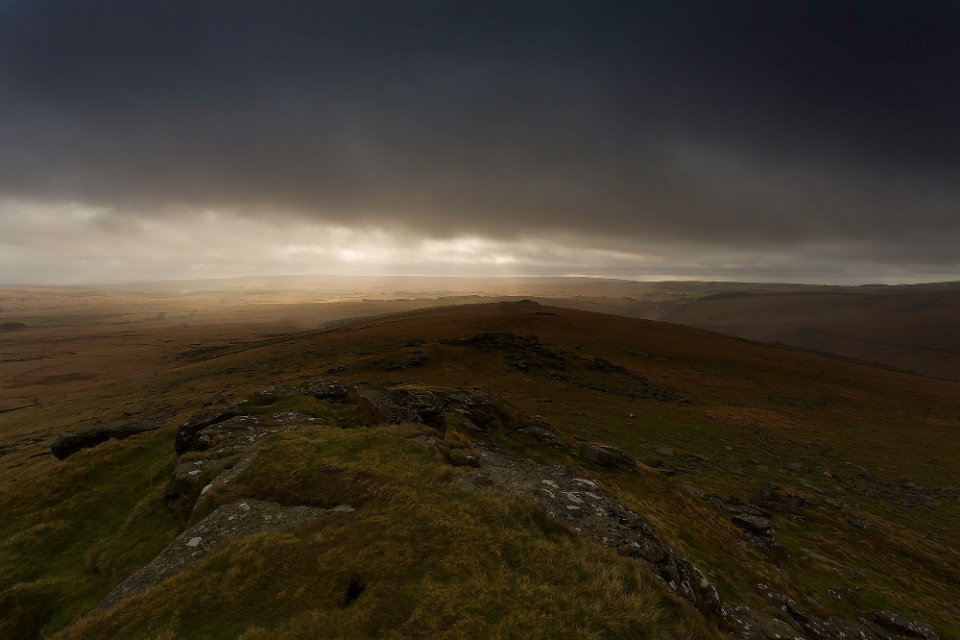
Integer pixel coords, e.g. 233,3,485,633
0,279,958,639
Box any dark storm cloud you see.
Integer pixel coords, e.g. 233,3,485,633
1,0,959,271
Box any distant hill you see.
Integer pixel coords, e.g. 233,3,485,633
656,288,960,381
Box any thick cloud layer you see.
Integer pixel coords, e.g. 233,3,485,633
1,1,958,283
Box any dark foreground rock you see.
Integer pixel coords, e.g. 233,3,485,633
51,420,164,460
90,500,350,614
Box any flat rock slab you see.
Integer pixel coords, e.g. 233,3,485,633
90,500,350,614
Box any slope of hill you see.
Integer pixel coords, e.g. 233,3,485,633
511,281,960,382
1,303,958,639
657,289,960,381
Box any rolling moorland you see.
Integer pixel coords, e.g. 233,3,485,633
0,283,958,638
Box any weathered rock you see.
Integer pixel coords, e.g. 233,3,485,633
393,389,447,427
580,441,636,470
746,582,941,640
445,448,480,467
452,446,721,620
683,487,785,553
191,453,260,512
871,610,942,639
518,425,569,450
443,388,503,431
177,414,264,455
51,420,164,460
731,514,774,536
586,357,629,374
721,605,805,640
301,380,354,400
350,384,422,425
655,447,674,457
174,405,241,454
89,500,345,614
167,458,216,501
754,483,814,515
513,414,569,450
839,462,871,478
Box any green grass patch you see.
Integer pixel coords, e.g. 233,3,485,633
0,429,181,639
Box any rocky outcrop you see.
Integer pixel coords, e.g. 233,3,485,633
174,405,242,454
91,380,948,640
51,420,164,460
443,439,945,640
449,444,722,620
89,500,347,614
684,485,786,554
871,610,942,640
165,413,320,507
742,582,948,640
299,379,509,432
722,605,805,640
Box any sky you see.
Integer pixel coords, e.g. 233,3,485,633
1,1,958,284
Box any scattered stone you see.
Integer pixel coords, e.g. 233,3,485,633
445,448,480,468
721,605,804,640
655,447,674,457
517,420,570,450
684,486,785,554
350,384,421,424
301,380,354,400
580,441,636,470
746,582,947,640
871,610,942,639
844,513,875,531
754,483,814,515
731,514,774,536
586,357,629,374
840,462,870,478
51,419,165,460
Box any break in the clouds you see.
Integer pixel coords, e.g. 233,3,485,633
1,1,958,283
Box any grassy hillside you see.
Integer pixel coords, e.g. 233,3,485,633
1,302,957,638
